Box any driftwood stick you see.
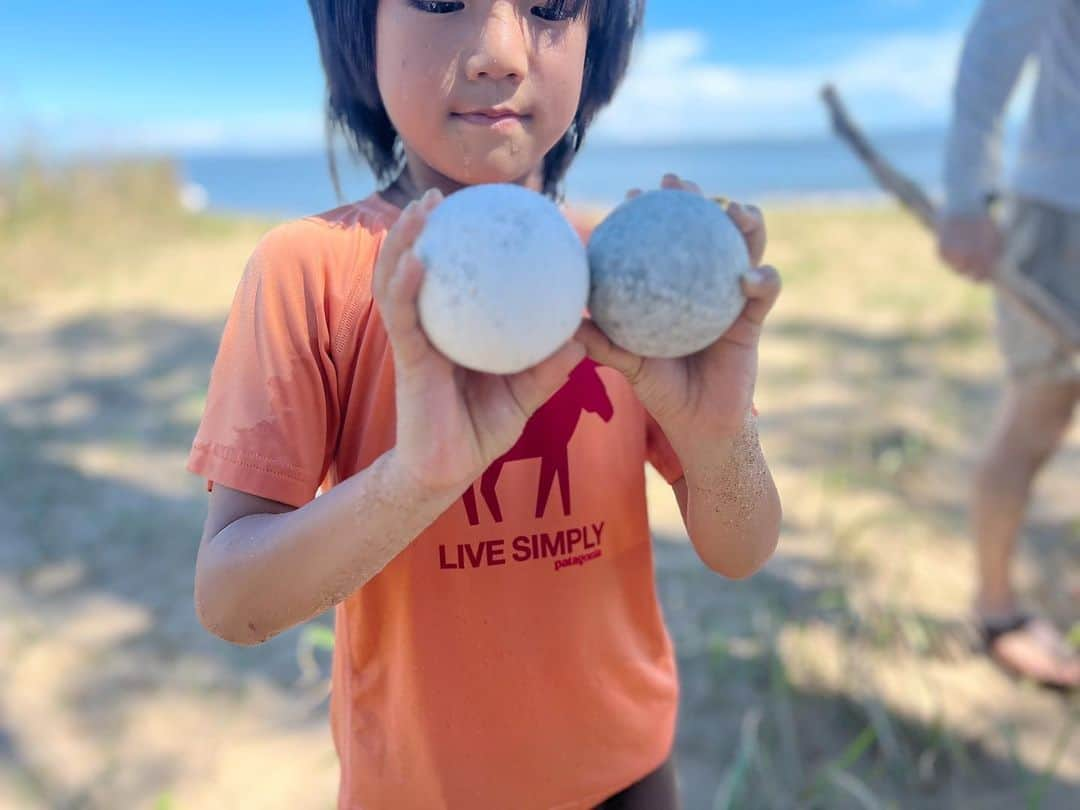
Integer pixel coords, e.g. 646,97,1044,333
820,83,1076,347
821,85,937,230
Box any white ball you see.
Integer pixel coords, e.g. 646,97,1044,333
415,184,589,374
587,189,750,358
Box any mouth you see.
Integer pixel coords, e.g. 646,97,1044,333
452,108,529,130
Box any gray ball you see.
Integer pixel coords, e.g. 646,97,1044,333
587,189,750,358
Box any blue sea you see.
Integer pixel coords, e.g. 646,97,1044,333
177,129,961,219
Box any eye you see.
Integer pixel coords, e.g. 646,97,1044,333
531,2,582,22
409,1,465,13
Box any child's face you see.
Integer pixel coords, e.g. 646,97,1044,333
376,0,589,190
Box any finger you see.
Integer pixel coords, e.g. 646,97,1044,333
953,252,977,278
373,201,414,303
935,241,954,269
421,185,444,213
987,229,1004,264
942,239,987,279
382,249,436,368
375,187,444,301
938,243,969,276
972,261,996,283
683,178,703,195
738,265,783,326
973,241,1002,279
626,188,643,200
573,320,645,384
374,199,429,302
660,173,703,196
968,256,991,282
726,201,767,266
506,339,588,417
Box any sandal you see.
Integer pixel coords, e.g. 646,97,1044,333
976,612,1080,692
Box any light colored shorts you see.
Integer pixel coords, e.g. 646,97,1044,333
995,197,1080,383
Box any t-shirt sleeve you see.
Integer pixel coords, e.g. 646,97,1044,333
186,223,341,507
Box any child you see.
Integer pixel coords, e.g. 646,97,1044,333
187,1,783,807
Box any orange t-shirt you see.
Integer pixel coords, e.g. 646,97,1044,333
187,193,685,810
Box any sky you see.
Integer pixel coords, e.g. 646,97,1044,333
0,0,986,154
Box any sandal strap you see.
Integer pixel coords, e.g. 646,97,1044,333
978,613,1034,647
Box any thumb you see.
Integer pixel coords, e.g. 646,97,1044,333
505,340,587,417
574,320,645,385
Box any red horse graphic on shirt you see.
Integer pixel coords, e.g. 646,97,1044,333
462,360,614,526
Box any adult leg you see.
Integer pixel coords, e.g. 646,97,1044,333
972,376,1080,687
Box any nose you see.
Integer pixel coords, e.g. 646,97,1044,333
464,3,529,82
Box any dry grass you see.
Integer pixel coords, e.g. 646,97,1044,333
642,204,1080,809
0,160,1076,809
0,154,265,312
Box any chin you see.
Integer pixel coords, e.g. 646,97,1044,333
438,150,539,188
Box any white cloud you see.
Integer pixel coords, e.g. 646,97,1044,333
591,28,967,142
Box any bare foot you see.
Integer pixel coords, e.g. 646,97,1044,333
981,615,1080,691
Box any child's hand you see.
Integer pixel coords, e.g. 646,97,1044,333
576,173,781,443
374,189,587,497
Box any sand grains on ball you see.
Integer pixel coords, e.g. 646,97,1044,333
415,183,589,374
587,189,750,358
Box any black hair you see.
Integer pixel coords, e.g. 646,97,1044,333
307,0,645,200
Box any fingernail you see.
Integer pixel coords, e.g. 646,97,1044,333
742,268,765,284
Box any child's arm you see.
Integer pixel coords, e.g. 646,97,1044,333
195,188,586,645
195,451,464,645
667,412,781,579
576,175,782,578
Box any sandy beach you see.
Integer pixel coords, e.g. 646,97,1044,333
1,164,1076,808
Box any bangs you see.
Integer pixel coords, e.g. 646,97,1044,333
536,0,591,19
